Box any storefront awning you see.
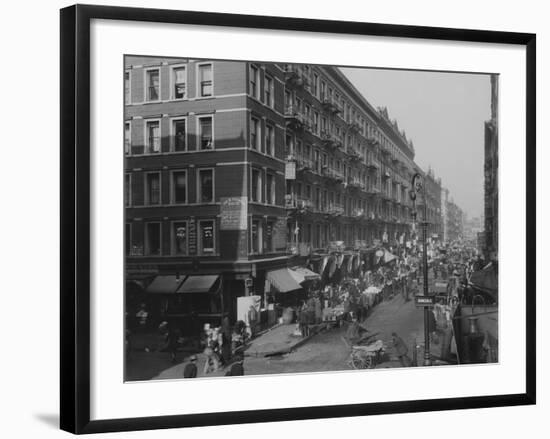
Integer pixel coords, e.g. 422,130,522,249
145,275,183,294
176,275,220,294
289,267,321,284
267,268,303,293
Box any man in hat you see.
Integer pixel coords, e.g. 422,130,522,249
183,355,198,378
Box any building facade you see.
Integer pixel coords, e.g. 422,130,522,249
484,74,498,261
282,66,417,254
124,57,456,329
422,167,444,241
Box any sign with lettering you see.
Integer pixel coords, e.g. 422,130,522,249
188,218,197,255
415,295,435,307
285,161,296,180
220,197,247,230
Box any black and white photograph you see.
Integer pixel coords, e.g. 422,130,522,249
124,57,499,382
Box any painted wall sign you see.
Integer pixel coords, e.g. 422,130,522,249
220,197,247,230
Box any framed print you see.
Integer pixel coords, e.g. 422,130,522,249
60,4,536,434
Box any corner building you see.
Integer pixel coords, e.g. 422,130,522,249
124,57,423,332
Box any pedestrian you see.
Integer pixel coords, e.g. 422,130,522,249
314,295,322,324
135,303,149,332
159,321,179,363
299,301,309,337
392,332,411,367
343,295,351,322
221,316,232,365
306,296,316,329
183,355,198,378
247,305,258,337
203,346,221,374
224,355,245,376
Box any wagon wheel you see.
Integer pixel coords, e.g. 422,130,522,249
350,353,366,369
365,355,374,369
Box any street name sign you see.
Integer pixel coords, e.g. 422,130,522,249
415,295,435,307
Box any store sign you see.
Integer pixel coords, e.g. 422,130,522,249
220,197,247,230
285,161,296,180
415,295,435,307
188,219,197,255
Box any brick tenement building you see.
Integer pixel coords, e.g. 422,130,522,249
484,74,498,261
124,57,451,330
283,68,418,252
422,167,444,241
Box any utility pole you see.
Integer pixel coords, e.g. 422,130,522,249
410,172,432,367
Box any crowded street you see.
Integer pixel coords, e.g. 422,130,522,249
123,58,499,382
126,240,497,381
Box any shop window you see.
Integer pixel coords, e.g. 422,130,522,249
172,221,188,255
199,220,215,254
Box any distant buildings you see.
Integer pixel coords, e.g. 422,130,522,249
423,167,443,241
484,74,498,261
463,215,483,243
445,198,464,242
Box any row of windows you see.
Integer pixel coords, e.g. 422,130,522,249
125,217,280,257
287,221,407,250
125,113,281,157
249,64,275,109
125,115,213,155
124,168,280,207
249,116,276,156
125,168,214,206
125,62,213,104
126,219,216,257
126,61,413,167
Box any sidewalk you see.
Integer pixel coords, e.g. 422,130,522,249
244,323,320,357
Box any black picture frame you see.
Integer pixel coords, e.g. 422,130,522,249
60,4,536,434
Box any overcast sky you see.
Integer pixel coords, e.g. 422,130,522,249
341,67,491,219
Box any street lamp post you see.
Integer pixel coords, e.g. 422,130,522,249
410,172,432,367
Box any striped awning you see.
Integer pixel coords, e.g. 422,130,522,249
267,268,303,293
176,275,220,294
